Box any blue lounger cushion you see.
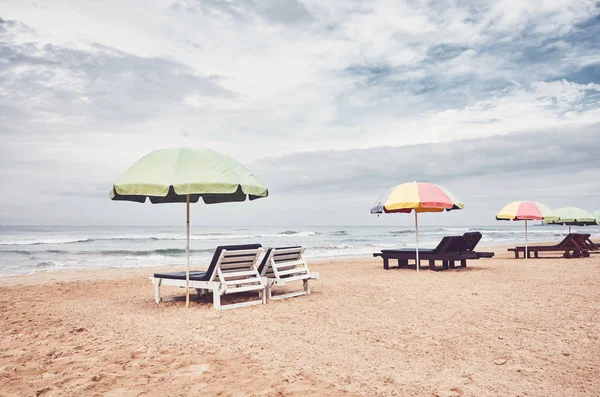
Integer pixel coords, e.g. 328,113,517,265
152,271,207,281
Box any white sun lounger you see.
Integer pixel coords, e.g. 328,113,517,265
258,246,319,300
150,244,265,310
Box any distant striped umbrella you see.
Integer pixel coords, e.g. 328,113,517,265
496,201,558,259
371,182,464,271
544,207,597,233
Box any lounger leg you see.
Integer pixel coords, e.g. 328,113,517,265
212,287,221,310
383,258,389,270
461,259,466,267
265,279,276,301
154,279,162,304
304,279,310,295
442,260,449,270
260,289,266,304
429,260,435,270
449,260,455,269
400,259,409,267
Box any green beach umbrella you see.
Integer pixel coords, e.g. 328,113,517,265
594,211,600,225
110,148,268,307
545,207,597,233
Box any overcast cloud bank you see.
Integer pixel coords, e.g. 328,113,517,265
0,1,598,225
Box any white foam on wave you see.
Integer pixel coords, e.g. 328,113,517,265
0,237,94,245
0,231,319,245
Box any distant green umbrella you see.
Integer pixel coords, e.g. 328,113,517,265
110,148,268,307
594,211,600,225
544,207,597,233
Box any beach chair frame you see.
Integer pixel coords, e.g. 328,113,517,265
373,233,494,271
150,247,266,310
259,247,319,300
508,233,589,258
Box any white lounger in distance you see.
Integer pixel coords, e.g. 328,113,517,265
150,244,265,310
258,246,319,300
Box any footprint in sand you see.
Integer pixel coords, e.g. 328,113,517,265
172,363,210,380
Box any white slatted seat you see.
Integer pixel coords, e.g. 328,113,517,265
150,244,265,310
258,246,319,301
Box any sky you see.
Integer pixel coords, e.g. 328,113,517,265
0,0,599,227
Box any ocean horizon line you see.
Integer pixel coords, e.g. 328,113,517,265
0,222,559,228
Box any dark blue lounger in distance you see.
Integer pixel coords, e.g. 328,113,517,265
373,232,494,270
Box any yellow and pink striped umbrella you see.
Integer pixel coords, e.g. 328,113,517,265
496,201,557,221
370,182,464,214
496,201,558,259
371,182,464,271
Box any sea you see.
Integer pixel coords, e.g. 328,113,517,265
1,224,598,277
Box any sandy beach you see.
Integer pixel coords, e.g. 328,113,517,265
1,245,599,397
4,1,600,395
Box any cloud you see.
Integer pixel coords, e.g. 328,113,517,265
251,123,600,194
0,20,235,132
0,0,599,226
171,0,313,24
239,124,600,225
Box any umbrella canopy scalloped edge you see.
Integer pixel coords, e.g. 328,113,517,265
109,148,268,204
545,207,596,225
496,201,558,221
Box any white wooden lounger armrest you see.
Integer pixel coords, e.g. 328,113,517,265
266,271,319,286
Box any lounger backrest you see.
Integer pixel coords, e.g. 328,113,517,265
204,244,262,281
432,237,453,253
445,236,467,253
213,248,263,286
580,234,598,250
258,246,302,275
573,233,593,250
555,233,578,248
462,232,482,252
432,236,466,254
259,246,309,280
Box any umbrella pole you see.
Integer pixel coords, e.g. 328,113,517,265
415,211,419,272
569,224,571,234
186,194,190,308
525,220,528,260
